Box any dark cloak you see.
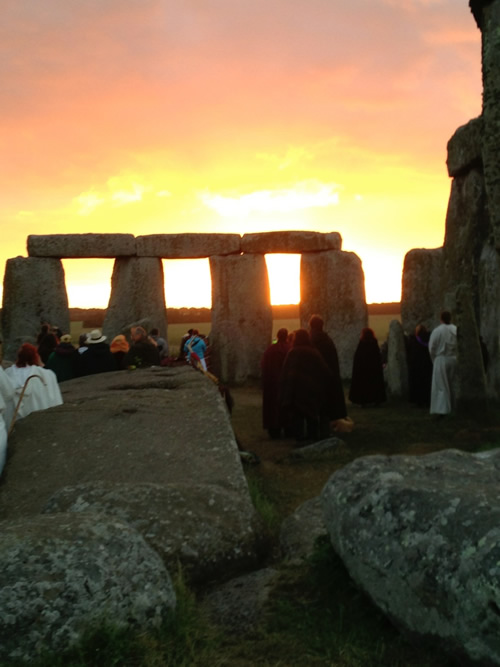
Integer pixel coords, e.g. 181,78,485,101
279,344,332,420
46,343,82,382
348,338,386,405
261,340,290,432
80,342,116,376
310,329,347,420
407,333,433,407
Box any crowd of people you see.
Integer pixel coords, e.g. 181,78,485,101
260,309,472,446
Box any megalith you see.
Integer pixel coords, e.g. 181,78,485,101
454,284,488,412
401,248,443,335
471,0,500,249
478,243,500,395
299,250,367,378
322,447,500,666
1,257,69,362
385,319,409,399
102,257,167,341
209,254,272,383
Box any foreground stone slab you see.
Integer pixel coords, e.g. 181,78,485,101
241,230,342,254
0,513,175,663
136,233,241,258
1,257,70,361
322,448,500,667
27,234,136,257
1,367,263,582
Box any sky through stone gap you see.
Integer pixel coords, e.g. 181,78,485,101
0,0,481,308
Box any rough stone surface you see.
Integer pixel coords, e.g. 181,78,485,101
0,513,175,663
300,250,367,378
478,243,500,396
0,367,263,582
136,233,241,258
401,248,443,335
386,319,409,399
284,437,345,462
209,254,272,384
322,448,500,667
241,230,342,254
446,117,483,177
1,257,70,362
279,496,327,562
102,257,167,341
480,0,500,249
27,234,136,258
454,284,488,412
442,169,489,311
201,567,279,633
43,481,262,583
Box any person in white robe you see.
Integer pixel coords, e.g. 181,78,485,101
428,311,457,416
0,367,15,475
4,343,63,423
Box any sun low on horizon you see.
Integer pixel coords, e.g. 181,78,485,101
0,1,482,310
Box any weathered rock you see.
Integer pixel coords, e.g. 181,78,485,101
446,117,483,177
241,230,342,254
0,513,175,663
478,0,500,249
0,367,264,581
27,233,136,257
300,250,367,378
43,481,262,583
279,496,326,562
401,248,443,335
478,243,500,396
455,284,488,413
284,437,344,462
385,319,409,399
136,233,241,258
209,254,272,383
442,168,488,309
1,257,70,362
102,257,167,341
201,567,279,633
322,448,500,667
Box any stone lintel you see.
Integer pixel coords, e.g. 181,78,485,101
446,117,484,178
136,234,241,258
27,234,136,258
241,230,342,254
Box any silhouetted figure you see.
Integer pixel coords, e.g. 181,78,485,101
46,334,81,382
348,327,386,407
309,314,347,436
280,329,332,444
80,330,116,375
261,328,290,439
407,324,433,407
123,326,160,368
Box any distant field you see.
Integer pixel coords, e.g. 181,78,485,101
71,312,401,357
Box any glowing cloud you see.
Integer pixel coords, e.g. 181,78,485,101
200,180,341,217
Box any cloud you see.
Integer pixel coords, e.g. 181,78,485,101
199,180,342,217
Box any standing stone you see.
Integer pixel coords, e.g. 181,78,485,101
102,257,167,342
401,248,443,335
478,243,500,396
209,254,272,384
299,250,367,379
386,319,409,399
473,0,500,249
1,257,69,362
454,284,488,413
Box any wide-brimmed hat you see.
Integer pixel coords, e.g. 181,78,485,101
86,329,107,344
60,334,72,344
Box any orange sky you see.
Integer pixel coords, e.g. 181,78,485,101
0,0,482,308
